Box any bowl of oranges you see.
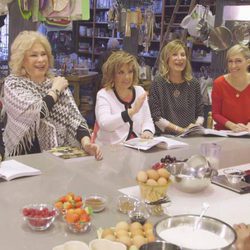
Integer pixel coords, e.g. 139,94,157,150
63,207,92,233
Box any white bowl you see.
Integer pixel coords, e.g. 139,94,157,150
89,239,126,250
53,241,89,250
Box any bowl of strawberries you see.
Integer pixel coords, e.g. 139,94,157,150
22,203,58,231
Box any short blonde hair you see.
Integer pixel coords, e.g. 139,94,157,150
102,51,139,89
227,44,250,60
9,30,54,77
159,39,192,81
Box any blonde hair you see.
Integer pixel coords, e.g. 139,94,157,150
9,30,54,77
227,44,250,60
102,51,139,89
159,39,192,81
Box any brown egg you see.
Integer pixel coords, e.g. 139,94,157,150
115,229,130,238
102,228,114,238
157,168,170,179
146,233,156,242
137,171,148,183
144,228,154,236
115,221,129,231
143,222,153,231
146,178,158,186
157,176,168,185
118,235,132,247
132,235,147,248
103,234,116,241
130,221,143,231
146,169,160,180
130,228,144,237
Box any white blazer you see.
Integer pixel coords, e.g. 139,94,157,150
95,86,155,145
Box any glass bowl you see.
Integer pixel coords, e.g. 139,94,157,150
84,194,107,213
223,168,245,184
128,202,150,225
65,220,91,233
116,195,138,214
22,204,58,231
63,208,91,233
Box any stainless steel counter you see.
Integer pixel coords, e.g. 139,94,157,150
0,137,250,249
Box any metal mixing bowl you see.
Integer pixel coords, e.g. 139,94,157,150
139,241,180,250
167,155,217,193
154,215,236,250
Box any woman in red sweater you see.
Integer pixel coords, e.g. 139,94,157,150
212,44,250,131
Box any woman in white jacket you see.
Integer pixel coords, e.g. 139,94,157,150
95,51,155,145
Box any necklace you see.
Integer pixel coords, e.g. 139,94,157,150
169,80,182,98
173,88,180,98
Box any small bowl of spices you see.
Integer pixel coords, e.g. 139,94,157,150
85,194,107,213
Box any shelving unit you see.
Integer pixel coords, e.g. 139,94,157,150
73,0,216,72
73,0,165,69
158,0,216,73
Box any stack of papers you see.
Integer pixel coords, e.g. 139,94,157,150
0,160,41,181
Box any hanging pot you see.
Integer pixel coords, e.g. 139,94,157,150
232,22,250,45
208,26,233,51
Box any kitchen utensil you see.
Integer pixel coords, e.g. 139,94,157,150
193,202,210,230
139,241,180,250
208,26,233,51
167,155,218,193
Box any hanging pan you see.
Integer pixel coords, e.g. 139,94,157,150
232,22,250,45
208,26,233,51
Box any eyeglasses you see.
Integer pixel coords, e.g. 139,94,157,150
227,59,245,65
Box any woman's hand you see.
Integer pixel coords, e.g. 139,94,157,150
247,123,250,132
81,136,103,160
141,131,154,139
52,76,69,93
232,123,248,132
234,223,250,250
128,92,147,117
84,143,103,160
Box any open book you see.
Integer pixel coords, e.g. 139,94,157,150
0,160,41,181
46,146,94,160
179,125,250,138
123,136,188,151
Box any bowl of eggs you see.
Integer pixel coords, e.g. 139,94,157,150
99,220,155,249
136,168,171,202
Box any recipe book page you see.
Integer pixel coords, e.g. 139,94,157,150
123,137,188,151
0,160,41,181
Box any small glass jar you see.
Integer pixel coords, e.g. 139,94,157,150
128,202,150,225
116,195,137,214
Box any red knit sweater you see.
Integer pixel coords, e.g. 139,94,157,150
212,76,250,130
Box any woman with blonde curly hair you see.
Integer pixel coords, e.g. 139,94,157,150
149,39,204,135
94,51,155,145
3,31,102,160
